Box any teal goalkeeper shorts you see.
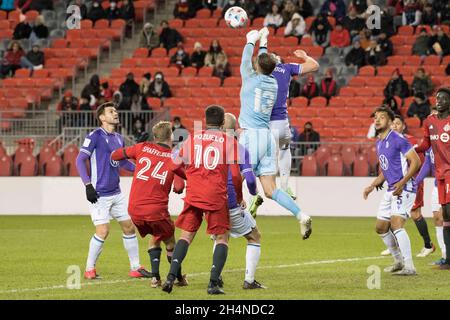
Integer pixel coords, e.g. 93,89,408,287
238,127,277,177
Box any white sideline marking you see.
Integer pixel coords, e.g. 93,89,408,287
0,256,387,294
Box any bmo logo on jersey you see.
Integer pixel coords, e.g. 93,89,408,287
441,133,449,143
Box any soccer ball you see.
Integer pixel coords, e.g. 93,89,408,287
224,6,248,29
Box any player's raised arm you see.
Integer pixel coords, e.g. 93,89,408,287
293,49,319,75
240,30,260,79
258,27,269,56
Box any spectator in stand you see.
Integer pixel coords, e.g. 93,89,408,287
297,0,313,19
320,0,346,22
203,0,218,11
319,69,338,101
172,116,186,131
407,92,431,123
341,7,365,40
159,20,183,51
204,39,227,68
173,0,195,20
357,28,371,50
421,3,437,26
106,0,121,21
30,15,49,41
311,17,331,48
119,72,140,110
376,7,395,38
0,41,24,78
284,13,306,41
132,119,148,143
412,27,430,58
387,0,404,17
289,79,300,98
352,0,370,15
88,0,106,24
120,0,135,37
71,0,88,20
365,39,386,66
377,32,393,57
190,42,207,70
111,90,123,108
100,81,114,101
298,121,321,155
402,0,421,26
212,53,231,83
301,74,319,100
139,72,152,109
149,72,172,100
170,42,190,71
281,0,297,25
345,40,366,68
383,68,409,99
0,0,16,13
330,22,351,48
138,23,159,52
263,4,283,30
243,0,270,21
383,96,401,116
57,90,79,128
21,43,44,71
28,0,53,12
13,15,32,40
81,74,101,108
411,67,433,97
428,26,450,57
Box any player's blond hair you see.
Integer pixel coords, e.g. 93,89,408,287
223,113,236,130
152,121,172,142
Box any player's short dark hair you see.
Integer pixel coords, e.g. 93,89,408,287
205,105,225,127
96,101,117,124
436,86,450,97
394,115,405,123
374,106,395,121
257,53,276,76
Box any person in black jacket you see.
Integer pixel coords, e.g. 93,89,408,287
31,16,49,40
28,0,53,12
119,72,140,110
190,42,206,69
88,1,106,23
298,122,320,155
21,44,44,70
383,69,409,99
407,92,431,123
13,18,32,40
72,0,88,20
345,40,366,67
81,74,101,108
120,0,135,37
159,20,183,51
105,0,121,21
341,7,365,40
149,72,172,100
377,32,393,57
297,0,313,18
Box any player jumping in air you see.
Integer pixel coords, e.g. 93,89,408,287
111,121,188,288
415,87,450,270
162,105,238,295
238,28,312,239
76,102,151,280
364,107,421,276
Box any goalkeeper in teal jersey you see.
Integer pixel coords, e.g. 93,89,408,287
238,28,312,240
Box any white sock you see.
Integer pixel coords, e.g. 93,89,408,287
279,148,292,191
436,226,446,258
393,228,415,270
379,231,402,264
245,243,261,283
86,234,104,271
123,234,140,271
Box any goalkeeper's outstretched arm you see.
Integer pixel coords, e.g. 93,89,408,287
240,30,260,79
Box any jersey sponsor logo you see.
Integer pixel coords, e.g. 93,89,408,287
109,154,120,167
441,133,449,143
379,154,389,170
83,138,91,147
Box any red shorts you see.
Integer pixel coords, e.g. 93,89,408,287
437,177,450,205
132,216,175,242
412,182,424,210
175,202,230,235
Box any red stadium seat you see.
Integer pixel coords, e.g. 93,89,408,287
291,96,308,108
298,108,317,118
319,109,335,118
348,77,366,87
339,87,356,96
301,155,318,176
377,66,397,76
0,155,12,176
182,67,198,77
168,18,184,28
16,155,37,176
423,55,441,66
309,96,327,108
359,66,376,76
42,156,63,176
394,45,412,56
223,77,241,87
405,117,421,128
151,48,167,57
327,154,343,176
341,145,356,176
353,154,369,176
328,96,346,108
387,55,406,66
398,25,414,35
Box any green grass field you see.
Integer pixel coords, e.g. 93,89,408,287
1,215,449,300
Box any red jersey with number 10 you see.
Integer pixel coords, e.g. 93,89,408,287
417,114,450,180
178,129,237,211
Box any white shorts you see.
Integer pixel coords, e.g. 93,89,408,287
269,119,291,150
229,207,257,238
432,186,441,212
89,193,131,226
377,190,416,221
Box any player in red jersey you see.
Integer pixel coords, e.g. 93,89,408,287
111,121,188,287
162,105,237,295
415,87,450,269
391,115,435,257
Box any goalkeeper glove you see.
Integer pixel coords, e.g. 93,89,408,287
246,30,260,45
85,183,99,204
259,27,269,48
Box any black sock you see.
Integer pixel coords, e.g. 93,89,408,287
444,204,450,265
148,248,162,279
167,248,183,281
168,239,189,281
210,243,228,285
414,216,432,248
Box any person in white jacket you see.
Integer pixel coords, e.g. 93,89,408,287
264,4,283,29
284,13,306,39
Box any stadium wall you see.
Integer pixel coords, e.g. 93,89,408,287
0,177,438,217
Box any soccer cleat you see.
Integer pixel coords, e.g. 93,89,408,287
299,215,312,240
416,244,435,257
249,195,264,218
432,263,450,270
84,269,101,280
217,275,224,288
128,266,152,278
243,280,267,289
175,274,189,287
430,258,446,266
392,268,417,276
286,188,297,200
207,281,225,295
150,277,161,288
162,279,174,293
383,262,404,273
380,249,391,256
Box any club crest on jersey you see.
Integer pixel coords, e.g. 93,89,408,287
379,155,389,170
444,124,450,132
385,141,389,148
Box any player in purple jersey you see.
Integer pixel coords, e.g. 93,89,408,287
76,102,151,280
363,107,421,276
268,48,319,200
